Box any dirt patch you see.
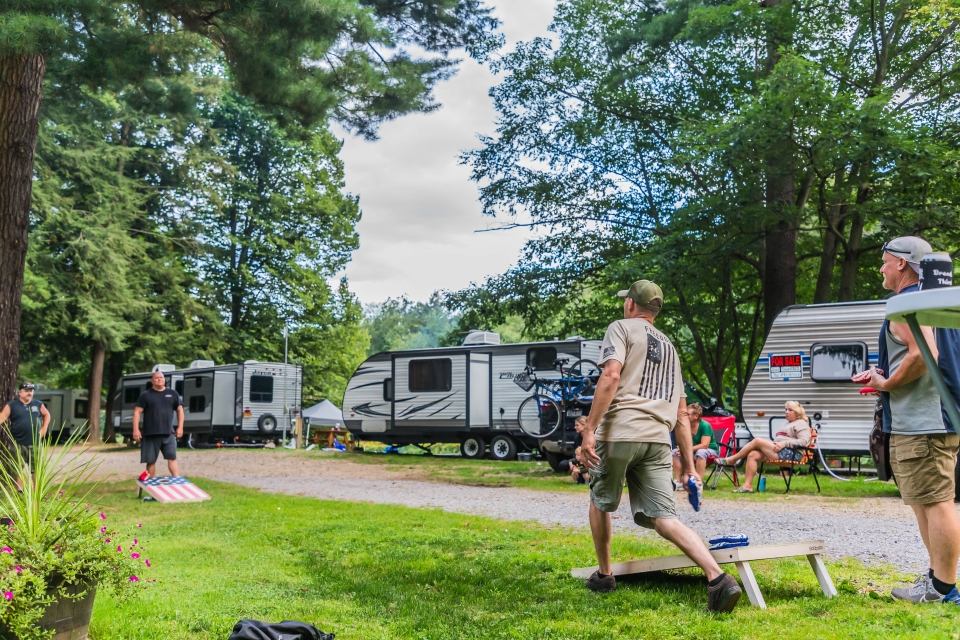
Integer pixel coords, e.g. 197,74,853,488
76,444,426,483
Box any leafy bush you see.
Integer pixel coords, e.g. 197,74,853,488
0,431,149,639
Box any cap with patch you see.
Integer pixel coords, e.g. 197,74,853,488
19,382,35,391
617,280,664,312
882,236,932,264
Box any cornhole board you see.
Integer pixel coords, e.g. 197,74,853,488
571,540,836,609
136,476,210,503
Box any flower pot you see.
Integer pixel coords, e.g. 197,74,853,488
0,582,96,640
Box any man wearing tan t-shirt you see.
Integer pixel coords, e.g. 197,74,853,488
578,280,742,612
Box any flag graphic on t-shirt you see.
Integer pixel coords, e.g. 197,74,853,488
639,327,676,401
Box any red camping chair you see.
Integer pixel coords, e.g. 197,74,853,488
703,416,739,490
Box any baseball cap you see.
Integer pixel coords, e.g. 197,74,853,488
882,236,932,264
617,280,664,312
18,382,35,391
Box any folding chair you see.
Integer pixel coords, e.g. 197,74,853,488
704,416,739,490
757,425,821,494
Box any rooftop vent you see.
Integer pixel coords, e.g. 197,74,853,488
462,330,501,346
189,360,215,369
151,363,176,373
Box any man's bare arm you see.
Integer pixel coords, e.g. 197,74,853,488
0,405,8,424
132,407,143,442
39,404,50,436
868,321,938,392
579,360,622,468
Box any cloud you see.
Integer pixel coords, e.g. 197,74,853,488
339,1,557,304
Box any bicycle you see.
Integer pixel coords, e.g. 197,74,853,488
515,358,600,438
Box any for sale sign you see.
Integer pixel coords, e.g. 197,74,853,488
769,353,803,380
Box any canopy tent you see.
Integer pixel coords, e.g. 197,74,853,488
302,399,344,427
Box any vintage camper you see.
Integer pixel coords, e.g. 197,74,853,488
342,332,603,461
112,360,302,442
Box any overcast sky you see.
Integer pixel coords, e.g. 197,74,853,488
339,1,557,306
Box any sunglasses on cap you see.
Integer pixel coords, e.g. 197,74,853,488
19,384,35,391
881,241,915,260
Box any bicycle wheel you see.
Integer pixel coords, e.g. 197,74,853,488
568,359,600,379
517,395,562,438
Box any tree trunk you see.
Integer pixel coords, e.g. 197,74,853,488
0,54,45,402
102,352,125,443
763,169,798,335
838,211,866,301
87,341,106,442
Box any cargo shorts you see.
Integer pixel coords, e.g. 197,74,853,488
890,432,959,506
589,440,678,529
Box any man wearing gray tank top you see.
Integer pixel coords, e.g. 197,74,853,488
854,236,960,605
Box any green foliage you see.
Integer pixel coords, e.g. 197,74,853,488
0,433,148,639
454,0,960,413
364,293,456,354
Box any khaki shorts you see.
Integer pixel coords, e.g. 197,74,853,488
890,432,959,506
589,440,678,529
17,444,33,473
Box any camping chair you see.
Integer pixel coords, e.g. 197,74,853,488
757,419,821,494
704,416,739,490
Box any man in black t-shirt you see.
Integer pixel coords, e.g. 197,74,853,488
0,382,51,487
133,371,184,478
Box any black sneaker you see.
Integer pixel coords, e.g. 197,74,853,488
707,574,742,613
585,570,616,592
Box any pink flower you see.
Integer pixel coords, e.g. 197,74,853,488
99,512,106,520
144,559,151,567
105,538,111,543
132,539,138,545
58,491,63,495
131,553,140,559
13,567,21,574
137,523,142,528
129,576,139,583
3,592,11,600
116,546,122,552
100,527,107,533
1,547,11,554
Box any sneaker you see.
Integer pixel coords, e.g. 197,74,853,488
585,570,616,593
891,576,951,603
706,573,742,613
943,587,960,605
672,479,684,492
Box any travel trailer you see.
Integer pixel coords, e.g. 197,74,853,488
112,360,302,442
342,332,603,462
741,300,886,454
33,388,89,438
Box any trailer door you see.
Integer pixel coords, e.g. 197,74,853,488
212,371,237,427
469,353,491,428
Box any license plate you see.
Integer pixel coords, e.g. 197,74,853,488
566,409,582,417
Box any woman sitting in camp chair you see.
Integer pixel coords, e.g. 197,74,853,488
715,401,811,493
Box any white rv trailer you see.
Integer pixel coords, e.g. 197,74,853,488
741,301,887,454
342,332,603,461
112,360,302,441
33,388,89,437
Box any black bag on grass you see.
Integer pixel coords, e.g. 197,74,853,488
228,619,334,640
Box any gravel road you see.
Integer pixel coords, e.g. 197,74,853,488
82,446,953,574
219,475,941,574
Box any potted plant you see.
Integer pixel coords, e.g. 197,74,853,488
0,430,149,640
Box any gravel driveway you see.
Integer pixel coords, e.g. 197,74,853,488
82,446,953,574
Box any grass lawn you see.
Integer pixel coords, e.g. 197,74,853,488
89,480,957,640
324,450,903,500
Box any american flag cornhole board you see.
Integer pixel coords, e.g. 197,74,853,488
137,476,210,503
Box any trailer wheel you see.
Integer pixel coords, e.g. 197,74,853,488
460,436,485,459
490,435,518,461
257,413,278,435
543,450,565,473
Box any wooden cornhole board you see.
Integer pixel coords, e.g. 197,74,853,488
571,540,836,609
137,476,210,503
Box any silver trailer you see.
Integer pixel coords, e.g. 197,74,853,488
33,388,89,437
342,332,603,461
112,360,302,441
741,301,886,454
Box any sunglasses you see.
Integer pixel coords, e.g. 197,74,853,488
881,241,913,257
19,385,35,391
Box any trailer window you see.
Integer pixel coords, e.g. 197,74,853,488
124,388,140,404
188,396,207,413
408,359,452,392
74,400,88,419
527,347,557,371
810,342,868,382
175,380,184,395
249,375,274,403
383,378,394,402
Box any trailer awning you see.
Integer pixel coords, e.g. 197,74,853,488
302,400,344,426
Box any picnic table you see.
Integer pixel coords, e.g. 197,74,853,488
571,540,836,609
